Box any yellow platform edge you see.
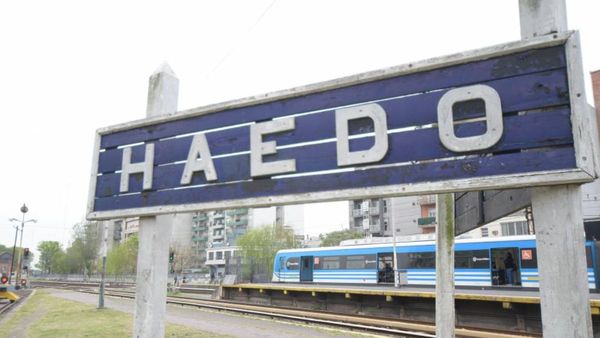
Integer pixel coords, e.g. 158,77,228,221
224,284,600,309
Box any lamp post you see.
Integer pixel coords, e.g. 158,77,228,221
9,204,36,289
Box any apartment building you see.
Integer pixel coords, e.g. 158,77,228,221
192,208,250,263
349,197,421,236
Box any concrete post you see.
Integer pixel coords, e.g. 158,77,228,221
392,219,399,288
98,222,108,309
435,193,455,338
519,0,568,39
521,1,593,337
133,63,179,338
532,186,592,337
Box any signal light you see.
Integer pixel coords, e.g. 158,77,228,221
1,276,8,284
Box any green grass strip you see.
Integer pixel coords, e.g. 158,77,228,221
0,290,229,337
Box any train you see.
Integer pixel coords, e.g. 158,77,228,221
272,235,599,289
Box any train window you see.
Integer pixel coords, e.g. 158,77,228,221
286,257,299,270
520,247,591,269
319,256,342,270
346,255,377,269
520,248,537,268
397,252,435,269
455,250,489,269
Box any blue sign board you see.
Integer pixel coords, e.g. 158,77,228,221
87,32,595,219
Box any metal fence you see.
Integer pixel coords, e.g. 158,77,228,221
32,273,213,285
32,273,137,283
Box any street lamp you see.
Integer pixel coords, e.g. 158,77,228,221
9,204,36,288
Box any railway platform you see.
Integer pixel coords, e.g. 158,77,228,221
223,283,600,335
226,282,600,310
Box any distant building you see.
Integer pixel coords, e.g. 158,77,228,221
463,213,530,239
106,214,192,247
349,197,421,237
416,195,437,234
205,246,240,279
192,208,250,264
275,205,305,241
245,205,307,239
349,199,387,236
392,196,425,235
301,235,322,248
122,218,140,240
348,194,537,240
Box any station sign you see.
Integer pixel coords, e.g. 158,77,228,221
87,31,595,220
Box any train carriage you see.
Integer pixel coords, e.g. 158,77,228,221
273,235,600,289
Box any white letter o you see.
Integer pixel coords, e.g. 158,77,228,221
437,84,503,152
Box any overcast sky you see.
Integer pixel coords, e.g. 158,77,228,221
1,1,599,258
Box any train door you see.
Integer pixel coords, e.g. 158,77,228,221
593,242,600,290
278,256,284,282
300,256,314,282
377,253,394,283
491,247,521,286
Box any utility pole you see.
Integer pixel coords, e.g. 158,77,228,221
8,225,19,285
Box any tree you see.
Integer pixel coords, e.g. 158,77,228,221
236,224,298,282
320,229,364,247
106,235,138,275
59,221,102,275
36,241,64,274
170,243,200,274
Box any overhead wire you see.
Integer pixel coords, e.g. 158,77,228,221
208,0,278,75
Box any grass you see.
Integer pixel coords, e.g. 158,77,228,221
0,290,230,337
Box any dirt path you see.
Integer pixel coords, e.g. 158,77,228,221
49,289,377,338
1,290,47,338
5,306,47,338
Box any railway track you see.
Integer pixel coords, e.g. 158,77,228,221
0,289,31,317
0,301,15,316
32,281,537,338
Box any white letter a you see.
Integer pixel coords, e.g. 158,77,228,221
180,134,217,184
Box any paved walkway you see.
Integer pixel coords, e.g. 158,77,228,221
49,289,377,338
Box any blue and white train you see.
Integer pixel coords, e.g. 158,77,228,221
272,235,599,289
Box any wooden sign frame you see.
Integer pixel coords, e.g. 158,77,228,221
87,31,595,220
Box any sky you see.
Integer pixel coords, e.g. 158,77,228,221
1,1,599,259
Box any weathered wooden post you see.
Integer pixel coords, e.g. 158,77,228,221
520,0,594,336
133,63,179,338
436,193,455,337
